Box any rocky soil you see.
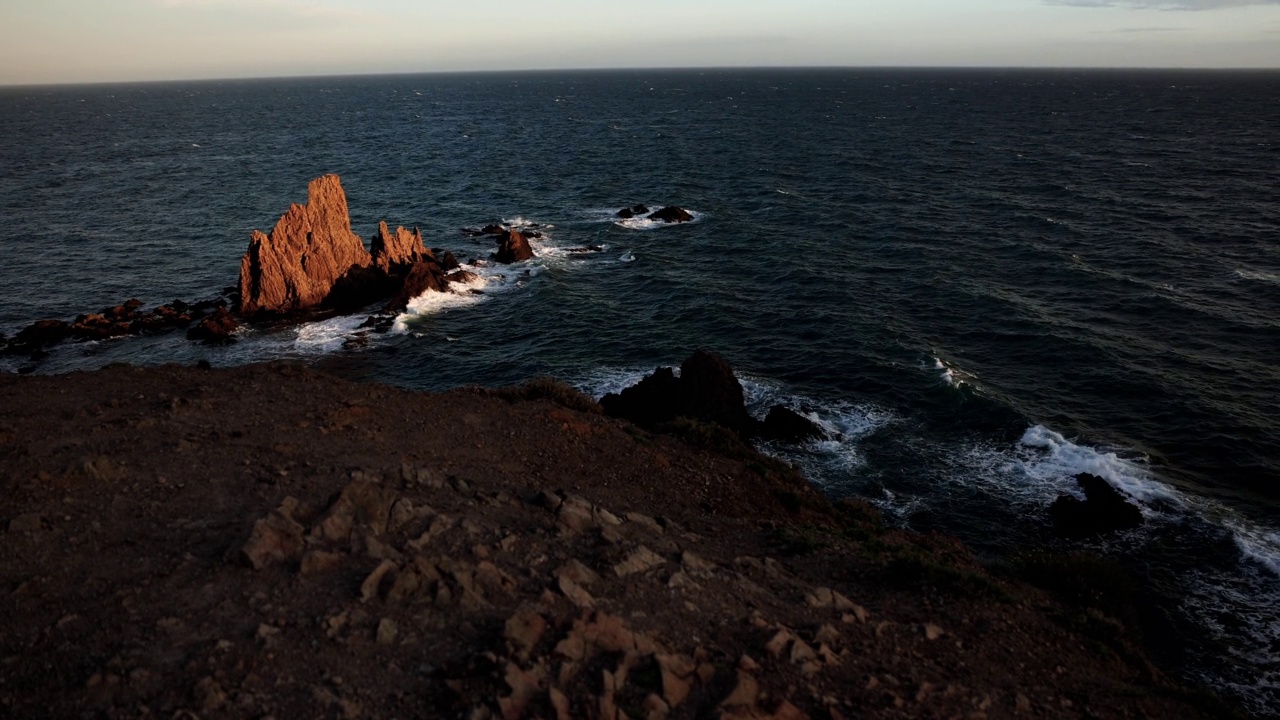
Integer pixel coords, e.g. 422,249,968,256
0,363,1236,719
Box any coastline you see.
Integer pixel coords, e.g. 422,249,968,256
0,361,1241,719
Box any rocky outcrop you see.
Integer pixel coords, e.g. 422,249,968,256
648,206,694,223
494,229,535,264
3,296,233,357
1049,473,1145,537
677,349,757,435
371,221,431,276
601,350,756,438
238,175,373,317
601,351,830,446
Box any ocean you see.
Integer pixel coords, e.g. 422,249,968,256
1,68,1277,714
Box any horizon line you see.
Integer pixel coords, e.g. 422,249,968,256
4,63,1279,90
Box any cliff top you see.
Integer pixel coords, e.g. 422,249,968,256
0,362,1238,719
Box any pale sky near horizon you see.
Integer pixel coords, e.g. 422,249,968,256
1,0,1278,86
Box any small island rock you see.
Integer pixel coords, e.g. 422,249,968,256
647,206,694,223
1049,473,1145,537
494,229,535,264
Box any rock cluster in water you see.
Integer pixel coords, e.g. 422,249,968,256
239,175,539,318
615,204,694,223
3,174,550,368
2,295,238,363
600,349,829,444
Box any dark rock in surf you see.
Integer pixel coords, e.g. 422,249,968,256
567,246,604,254
358,315,396,333
386,261,449,312
481,224,506,236
494,229,535,264
186,307,239,345
760,405,828,444
1049,473,1145,537
440,252,461,272
648,206,694,224
446,270,480,286
600,349,759,439
4,320,69,354
617,204,651,218
600,367,684,430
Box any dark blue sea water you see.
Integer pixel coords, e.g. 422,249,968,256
1,68,1278,713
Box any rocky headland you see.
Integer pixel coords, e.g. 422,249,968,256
0,358,1237,719
0,179,1224,718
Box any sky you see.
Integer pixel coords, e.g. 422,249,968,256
1,0,1277,85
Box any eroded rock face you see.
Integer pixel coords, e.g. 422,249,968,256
238,175,373,317
371,221,431,276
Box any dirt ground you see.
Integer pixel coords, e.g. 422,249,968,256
0,362,1239,719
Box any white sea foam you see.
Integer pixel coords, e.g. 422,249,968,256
571,365,665,400
932,357,978,389
739,375,896,488
392,263,517,333
1179,566,1280,716
1234,268,1279,283
1224,518,1280,577
1016,425,1179,508
294,315,370,353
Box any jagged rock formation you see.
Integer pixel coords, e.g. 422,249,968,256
371,221,431,276
238,175,373,317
